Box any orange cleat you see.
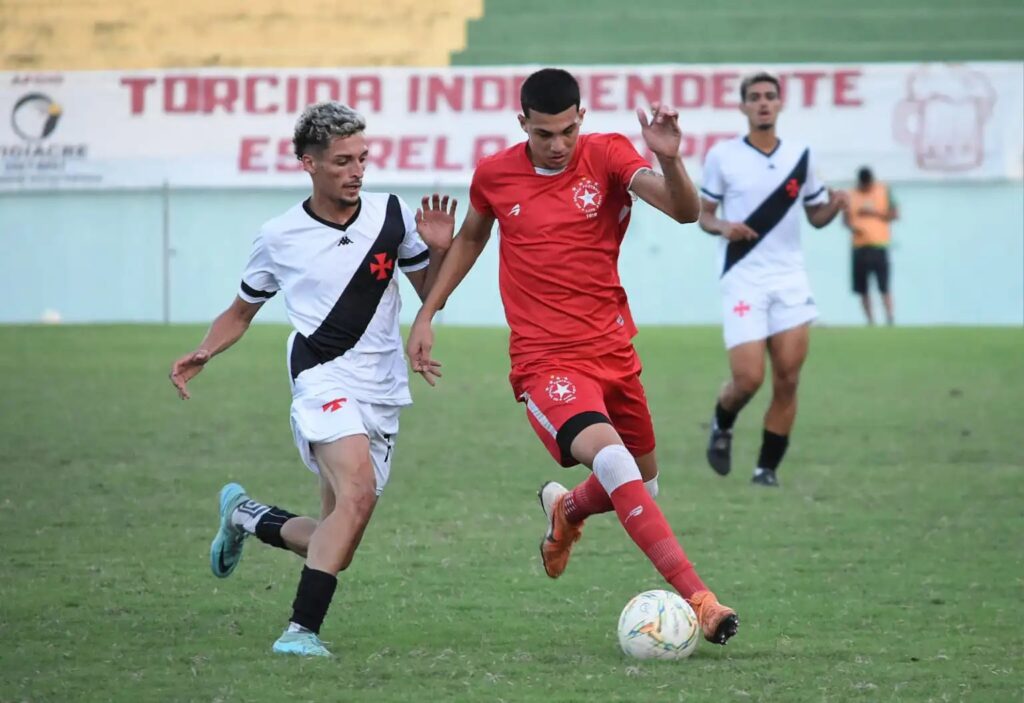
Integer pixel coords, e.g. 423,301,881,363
687,590,740,645
537,481,584,579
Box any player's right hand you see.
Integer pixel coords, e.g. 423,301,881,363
406,318,443,387
169,349,211,400
721,222,759,242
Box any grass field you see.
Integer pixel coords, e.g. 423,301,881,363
1,324,1021,702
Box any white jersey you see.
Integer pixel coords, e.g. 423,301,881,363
238,191,430,405
701,137,829,285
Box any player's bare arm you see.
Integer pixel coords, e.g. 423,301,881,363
169,296,263,400
697,198,759,241
805,188,849,229
405,193,458,301
631,103,700,223
406,205,495,386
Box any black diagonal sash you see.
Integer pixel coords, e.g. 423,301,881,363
290,194,406,379
722,149,809,276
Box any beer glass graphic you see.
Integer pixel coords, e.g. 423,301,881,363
894,65,996,172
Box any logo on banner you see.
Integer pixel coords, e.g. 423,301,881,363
1,89,92,187
893,65,997,173
11,93,63,140
572,177,602,218
546,375,577,403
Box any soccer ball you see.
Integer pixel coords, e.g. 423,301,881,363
617,589,699,660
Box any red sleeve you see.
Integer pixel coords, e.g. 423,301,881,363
604,133,651,193
469,164,494,217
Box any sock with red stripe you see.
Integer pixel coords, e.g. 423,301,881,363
593,445,706,598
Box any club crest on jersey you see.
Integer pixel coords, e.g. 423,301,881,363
572,177,603,218
370,253,394,281
546,375,577,403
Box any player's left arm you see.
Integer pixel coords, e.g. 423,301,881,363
805,189,849,229
803,151,848,229
403,194,457,301
631,104,700,223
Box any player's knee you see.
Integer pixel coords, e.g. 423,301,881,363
734,367,765,397
773,367,800,395
592,444,642,494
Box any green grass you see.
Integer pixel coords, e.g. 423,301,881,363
1,324,1022,702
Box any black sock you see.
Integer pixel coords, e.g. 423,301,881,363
757,430,790,471
715,401,738,431
254,506,298,550
289,566,338,635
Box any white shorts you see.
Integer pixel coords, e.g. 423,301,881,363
721,276,818,349
289,391,400,496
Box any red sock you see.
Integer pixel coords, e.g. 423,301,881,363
563,473,614,523
608,480,707,599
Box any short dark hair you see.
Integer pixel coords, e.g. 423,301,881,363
520,68,580,117
857,167,874,186
740,72,781,102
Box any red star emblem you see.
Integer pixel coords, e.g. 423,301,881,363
785,178,800,198
369,253,394,281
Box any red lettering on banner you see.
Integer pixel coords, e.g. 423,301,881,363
203,77,239,113
472,136,507,165
366,137,393,169
306,77,340,105
472,76,507,111
398,137,428,170
791,71,827,108
121,77,156,114
426,75,465,112
408,75,421,112
350,75,381,112
711,72,740,109
834,70,862,106
285,76,300,113
433,137,461,170
587,73,616,111
239,137,269,172
625,75,663,110
165,76,199,113
672,74,705,108
277,140,302,172
245,75,278,114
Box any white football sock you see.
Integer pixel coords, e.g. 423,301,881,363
592,445,642,494
231,499,271,534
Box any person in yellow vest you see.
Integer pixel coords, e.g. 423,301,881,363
844,167,898,325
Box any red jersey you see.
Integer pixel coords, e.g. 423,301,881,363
469,133,651,367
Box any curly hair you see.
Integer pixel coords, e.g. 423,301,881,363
292,101,366,159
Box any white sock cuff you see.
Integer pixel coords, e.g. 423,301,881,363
592,444,641,494
644,475,660,500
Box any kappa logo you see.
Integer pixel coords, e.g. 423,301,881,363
337,235,353,246
572,177,602,218
321,397,348,413
545,375,576,403
508,203,521,217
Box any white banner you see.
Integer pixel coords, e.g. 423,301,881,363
1,62,1021,190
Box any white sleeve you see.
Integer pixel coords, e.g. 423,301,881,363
700,146,725,202
397,198,430,273
238,232,280,303
802,149,829,206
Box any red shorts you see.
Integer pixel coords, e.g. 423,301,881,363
509,346,656,467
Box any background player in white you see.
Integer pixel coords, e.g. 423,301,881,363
168,102,455,656
697,72,848,487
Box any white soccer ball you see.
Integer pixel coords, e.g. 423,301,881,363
617,589,699,660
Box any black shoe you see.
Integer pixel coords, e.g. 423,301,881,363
751,468,779,487
706,421,733,476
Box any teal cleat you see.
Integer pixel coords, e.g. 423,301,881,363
272,631,332,657
210,482,249,578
